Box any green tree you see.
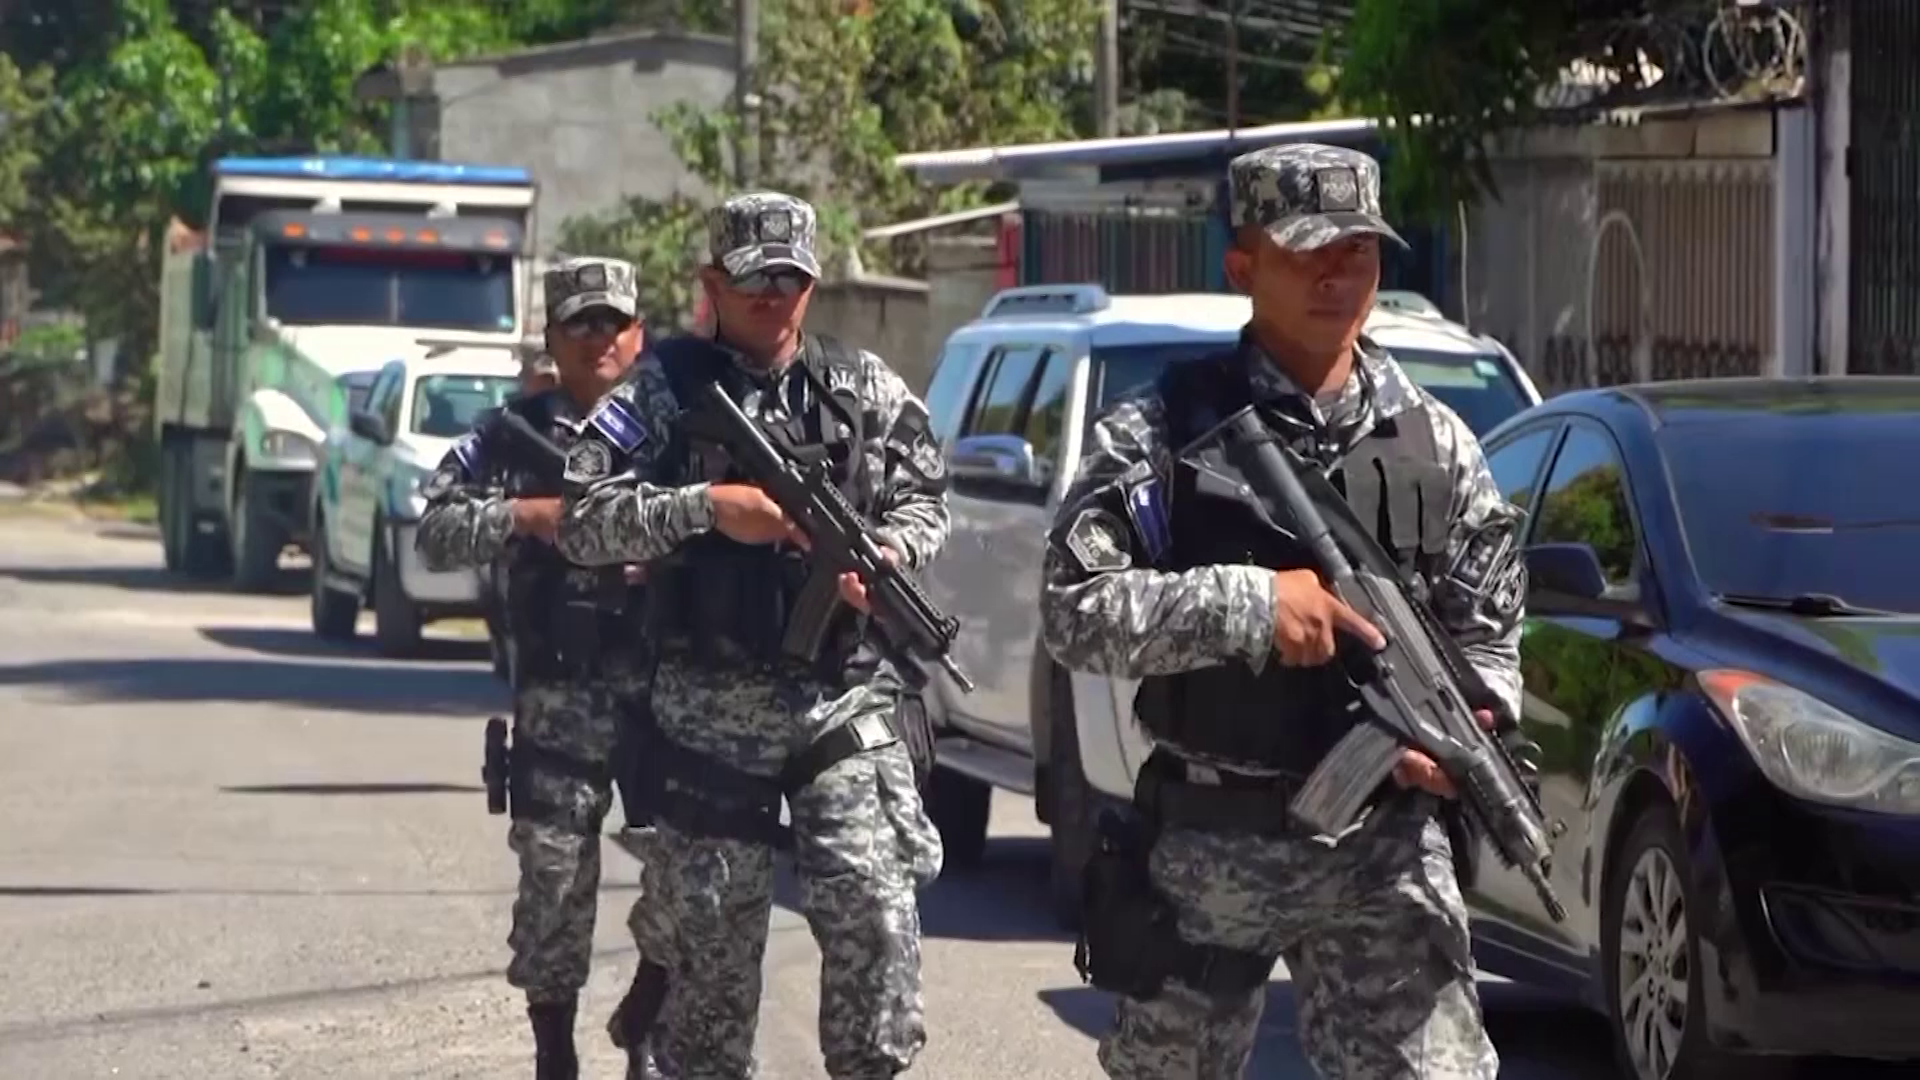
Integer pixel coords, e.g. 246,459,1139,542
0,55,53,236
570,0,1100,325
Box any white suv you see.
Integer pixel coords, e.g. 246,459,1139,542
916,284,1542,923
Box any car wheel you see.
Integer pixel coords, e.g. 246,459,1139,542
925,765,991,871
229,467,285,593
1045,672,1095,930
308,515,360,641
1603,803,1789,1080
371,526,423,658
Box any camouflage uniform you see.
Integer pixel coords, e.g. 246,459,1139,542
555,193,946,1080
1039,145,1526,1080
416,257,656,1076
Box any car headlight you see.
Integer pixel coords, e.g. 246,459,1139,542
1702,669,1920,815
395,464,434,515
259,431,317,465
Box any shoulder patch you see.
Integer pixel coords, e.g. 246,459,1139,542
1124,477,1171,564
452,432,485,478
1064,507,1133,575
587,394,648,454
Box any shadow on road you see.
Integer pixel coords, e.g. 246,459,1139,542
771,835,1072,945
220,781,484,796
198,625,490,664
0,561,308,597
0,655,504,715
1038,981,1614,1080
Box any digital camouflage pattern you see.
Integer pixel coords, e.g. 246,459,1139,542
708,191,823,280
555,336,948,1078
1040,337,1523,1078
1228,143,1408,253
620,686,941,1079
415,392,654,1008
546,255,640,324
1108,797,1492,1080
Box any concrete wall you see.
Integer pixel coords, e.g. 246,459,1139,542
428,31,737,253
808,277,934,389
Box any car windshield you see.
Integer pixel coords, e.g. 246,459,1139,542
264,245,516,333
1660,411,1920,615
1091,341,1532,435
1387,348,1533,435
411,374,517,437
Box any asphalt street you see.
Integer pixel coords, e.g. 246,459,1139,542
0,513,1632,1079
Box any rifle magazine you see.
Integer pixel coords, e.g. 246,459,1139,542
1289,720,1404,838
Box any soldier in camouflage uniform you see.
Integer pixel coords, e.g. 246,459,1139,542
416,257,656,1080
1040,144,1537,1079
554,192,947,1079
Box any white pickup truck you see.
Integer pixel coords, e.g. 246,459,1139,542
915,284,1543,924
308,346,521,655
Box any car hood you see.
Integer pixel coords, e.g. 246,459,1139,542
1722,609,1920,699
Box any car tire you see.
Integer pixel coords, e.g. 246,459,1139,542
1602,802,1792,1080
229,467,284,593
925,765,991,871
371,525,423,658
308,514,360,642
1045,672,1095,931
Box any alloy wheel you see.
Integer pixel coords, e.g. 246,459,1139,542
1616,845,1690,1080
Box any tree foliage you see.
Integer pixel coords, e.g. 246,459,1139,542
566,0,1100,326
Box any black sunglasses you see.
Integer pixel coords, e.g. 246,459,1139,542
558,312,637,340
729,269,812,297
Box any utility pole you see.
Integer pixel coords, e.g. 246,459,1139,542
1094,0,1119,138
735,0,760,187
1225,0,1241,136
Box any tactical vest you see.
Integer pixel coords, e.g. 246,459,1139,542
648,334,875,682
492,391,647,683
1132,349,1451,773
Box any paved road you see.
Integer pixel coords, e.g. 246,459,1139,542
0,514,1631,1079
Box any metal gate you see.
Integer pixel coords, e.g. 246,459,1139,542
1849,0,1920,373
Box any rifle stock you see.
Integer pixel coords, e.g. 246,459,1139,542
1212,407,1567,923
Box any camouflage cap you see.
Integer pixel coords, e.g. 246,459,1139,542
544,256,639,324
707,192,821,280
1228,143,1406,252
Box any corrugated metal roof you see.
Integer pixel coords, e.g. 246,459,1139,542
894,117,1378,184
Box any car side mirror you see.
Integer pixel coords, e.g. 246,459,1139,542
949,433,1042,489
349,410,390,445
1526,542,1651,625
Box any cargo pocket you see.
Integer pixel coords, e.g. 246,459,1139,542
876,743,944,889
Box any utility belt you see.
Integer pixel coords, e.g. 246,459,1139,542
636,709,903,851
1074,748,1300,1002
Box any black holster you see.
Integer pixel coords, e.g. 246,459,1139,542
1075,805,1278,1001
895,691,936,791
483,717,510,815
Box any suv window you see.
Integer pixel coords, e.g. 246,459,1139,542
1533,424,1638,587
1092,341,1231,410
964,345,1047,437
413,374,517,437
1020,351,1074,481
1486,426,1559,513
924,340,985,446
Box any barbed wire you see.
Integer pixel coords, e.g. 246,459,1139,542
1535,0,1808,116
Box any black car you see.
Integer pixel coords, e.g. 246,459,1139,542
1468,377,1920,1079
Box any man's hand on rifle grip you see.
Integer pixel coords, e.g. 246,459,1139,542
710,484,802,546
510,497,564,542
1270,568,1385,667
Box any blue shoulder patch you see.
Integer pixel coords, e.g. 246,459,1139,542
451,432,485,478
1124,477,1171,564
587,394,648,454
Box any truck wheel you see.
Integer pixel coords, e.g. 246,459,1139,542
228,468,285,592
164,442,228,579
371,526,423,658
926,765,991,871
308,514,360,642
1045,672,1096,930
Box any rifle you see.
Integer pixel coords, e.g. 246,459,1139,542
1212,407,1567,923
684,380,975,694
